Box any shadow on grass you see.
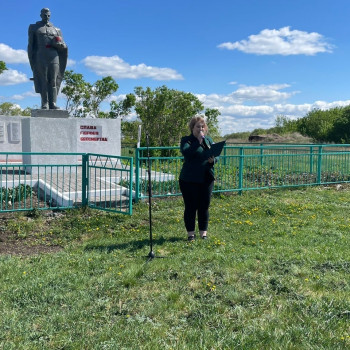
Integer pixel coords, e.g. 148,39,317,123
84,236,183,253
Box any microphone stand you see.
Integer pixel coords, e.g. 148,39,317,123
145,133,165,261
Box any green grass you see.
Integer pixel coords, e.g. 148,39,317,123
1,186,350,349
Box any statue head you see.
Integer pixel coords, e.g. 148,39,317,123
40,8,51,23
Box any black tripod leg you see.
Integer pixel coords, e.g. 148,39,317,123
145,133,166,261
146,133,155,259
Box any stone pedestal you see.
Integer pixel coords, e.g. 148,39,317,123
31,109,69,118
22,117,77,173
0,116,23,162
21,112,121,173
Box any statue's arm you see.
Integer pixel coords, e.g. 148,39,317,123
27,24,35,70
56,28,67,49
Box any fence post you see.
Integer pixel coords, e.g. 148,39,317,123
239,147,244,195
309,146,314,174
260,144,264,167
81,153,88,207
317,146,323,184
223,146,227,166
129,157,133,214
135,147,140,203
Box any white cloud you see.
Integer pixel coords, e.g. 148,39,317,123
196,88,350,134
0,43,75,68
219,114,276,135
122,111,138,122
218,27,333,56
67,58,76,67
197,84,297,105
222,104,274,116
109,94,127,103
82,55,184,80
233,84,297,102
0,43,28,64
11,103,22,109
0,69,29,86
10,90,37,100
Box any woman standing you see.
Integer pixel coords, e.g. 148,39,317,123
179,116,216,241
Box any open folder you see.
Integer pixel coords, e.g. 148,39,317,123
208,140,226,157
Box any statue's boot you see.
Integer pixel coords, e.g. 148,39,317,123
49,87,60,110
41,90,49,109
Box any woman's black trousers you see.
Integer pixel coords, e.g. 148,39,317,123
179,179,214,232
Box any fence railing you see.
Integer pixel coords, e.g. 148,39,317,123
86,153,133,214
0,152,133,214
134,144,350,201
1,145,350,213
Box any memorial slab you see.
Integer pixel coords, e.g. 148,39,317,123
22,117,78,172
0,116,25,162
31,109,69,118
0,114,121,170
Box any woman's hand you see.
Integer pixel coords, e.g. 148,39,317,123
197,131,204,144
192,121,206,144
208,156,215,164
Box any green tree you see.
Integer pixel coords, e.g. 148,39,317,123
273,115,298,134
329,106,350,143
0,102,30,116
83,76,119,117
121,120,142,144
62,71,119,118
109,94,136,118
62,70,90,117
133,85,220,148
0,61,7,75
297,107,343,142
205,108,221,138
21,107,31,116
250,128,267,136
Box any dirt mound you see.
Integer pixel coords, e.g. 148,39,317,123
227,132,312,144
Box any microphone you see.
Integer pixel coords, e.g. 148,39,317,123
200,132,210,149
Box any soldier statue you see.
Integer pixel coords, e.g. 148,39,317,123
28,8,68,109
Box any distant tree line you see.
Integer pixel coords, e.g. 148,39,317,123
0,102,31,116
296,107,350,143
226,106,350,144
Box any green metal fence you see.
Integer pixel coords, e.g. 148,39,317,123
135,147,181,201
135,144,350,201
2,145,350,214
85,153,133,214
121,143,136,158
0,152,133,214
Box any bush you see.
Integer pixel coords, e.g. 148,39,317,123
1,185,33,203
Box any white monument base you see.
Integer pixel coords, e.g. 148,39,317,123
22,117,77,173
20,114,121,173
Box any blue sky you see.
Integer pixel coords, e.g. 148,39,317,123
1,0,350,135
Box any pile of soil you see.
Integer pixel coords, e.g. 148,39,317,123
0,193,64,256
